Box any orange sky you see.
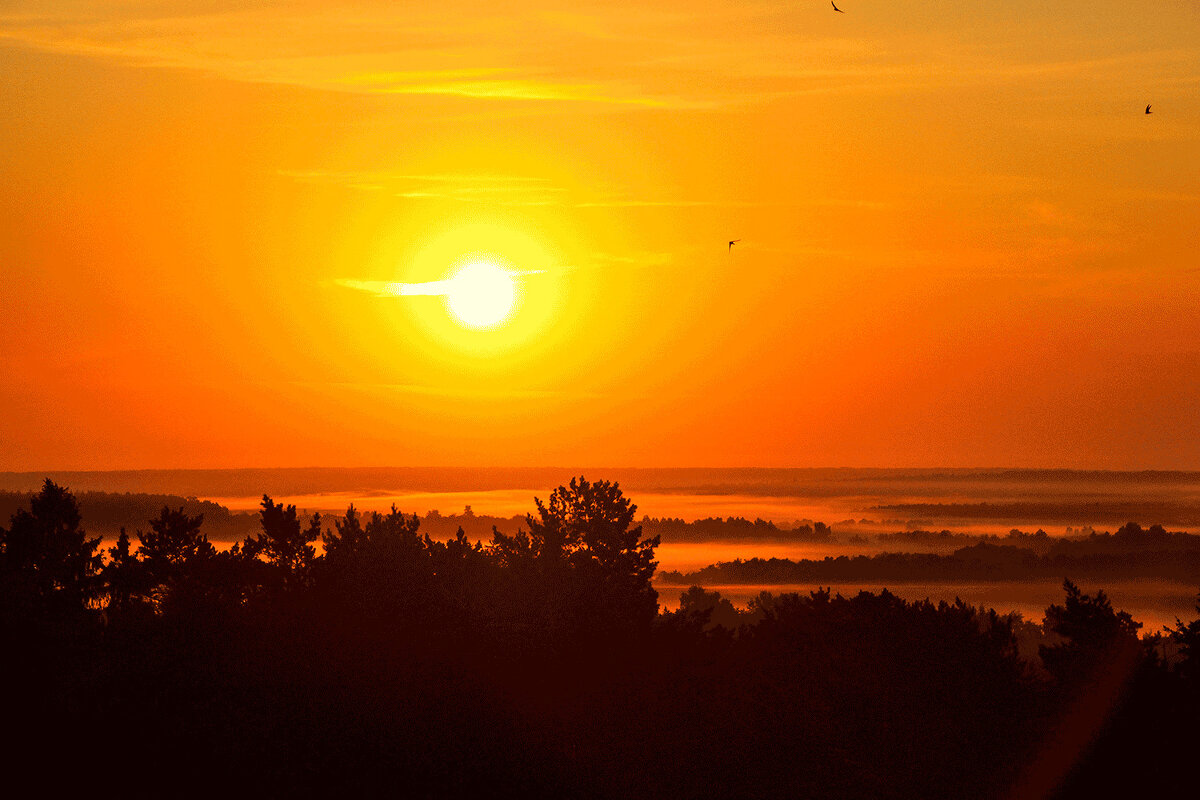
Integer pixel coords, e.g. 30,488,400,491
2,1,1199,470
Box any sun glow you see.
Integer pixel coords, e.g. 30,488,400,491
445,260,518,329
388,222,569,360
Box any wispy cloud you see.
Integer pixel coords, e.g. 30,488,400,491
279,170,568,205
0,3,714,107
572,199,762,208
584,251,677,268
288,379,606,401
7,1,1194,111
573,195,889,210
278,169,835,210
333,279,450,298
334,269,545,299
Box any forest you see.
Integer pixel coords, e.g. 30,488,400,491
658,523,1200,585
2,477,1199,798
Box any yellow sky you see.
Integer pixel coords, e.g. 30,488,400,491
2,0,1198,469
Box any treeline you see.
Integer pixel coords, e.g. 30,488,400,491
2,478,1200,798
415,511,836,544
873,500,1200,527
0,489,260,542
640,516,834,542
0,490,838,545
874,524,1200,555
875,527,1056,552
660,525,1200,585
417,506,525,541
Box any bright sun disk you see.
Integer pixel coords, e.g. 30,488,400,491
445,260,518,329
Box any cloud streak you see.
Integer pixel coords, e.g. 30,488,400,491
287,379,607,401
6,1,1194,111
334,279,451,298
279,170,569,205
335,270,546,299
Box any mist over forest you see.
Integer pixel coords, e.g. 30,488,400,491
4,475,1200,798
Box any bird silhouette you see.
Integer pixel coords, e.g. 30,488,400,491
728,239,741,252
832,1,844,12
1145,104,1152,114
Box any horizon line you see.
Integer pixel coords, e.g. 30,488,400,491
3,465,1200,475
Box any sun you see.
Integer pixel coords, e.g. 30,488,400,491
445,260,518,329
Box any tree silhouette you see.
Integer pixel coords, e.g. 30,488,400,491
321,504,366,563
675,585,744,631
497,476,660,581
139,506,212,568
4,475,1200,797
242,495,318,590
1039,578,1143,685
132,504,240,615
0,479,102,618
1168,590,1200,684
315,503,436,623
492,476,661,632
103,528,150,615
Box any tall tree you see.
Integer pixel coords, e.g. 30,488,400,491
104,528,150,614
1039,579,1143,685
242,495,318,589
1168,591,1200,684
0,479,103,617
321,504,366,563
492,476,661,630
528,476,659,586
139,507,212,568
134,506,219,611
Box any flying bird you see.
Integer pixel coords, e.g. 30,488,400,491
1145,104,1152,114
832,1,844,12
728,239,741,252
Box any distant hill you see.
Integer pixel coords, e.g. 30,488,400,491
0,490,259,543
659,524,1200,585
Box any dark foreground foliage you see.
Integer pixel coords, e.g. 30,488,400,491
2,479,1199,799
